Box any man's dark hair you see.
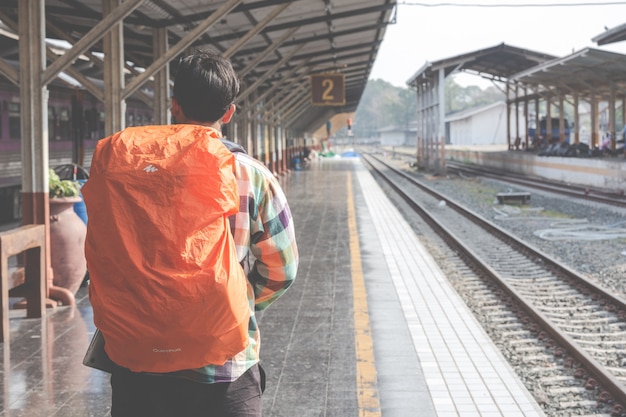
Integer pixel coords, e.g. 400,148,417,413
173,50,240,123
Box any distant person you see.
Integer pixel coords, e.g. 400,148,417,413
83,50,299,417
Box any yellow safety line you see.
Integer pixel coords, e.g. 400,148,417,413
347,171,381,417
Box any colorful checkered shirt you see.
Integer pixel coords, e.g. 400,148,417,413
168,150,298,383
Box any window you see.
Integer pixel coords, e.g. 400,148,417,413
8,103,20,139
98,111,105,139
58,107,70,140
48,106,57,141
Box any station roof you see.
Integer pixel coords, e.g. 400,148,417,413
405,41,626,106
509,48,626,101
592,22,626,46
406,43,557,87
0,0,396,134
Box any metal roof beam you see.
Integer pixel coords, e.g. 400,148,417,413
0,57,18,85
265,86,308,122
278,94,310,124
267,81,308,113
263,3,395,33
293,41,382,65
238,42,306,102
238,26,299,78
245,44,380,84
223,3,292,58
122,0,243,101
43,0,144,86
232,22,389,56
0,9,104,99
247,58,314,110
151,0,293,27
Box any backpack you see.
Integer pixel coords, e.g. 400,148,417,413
82,124,250,373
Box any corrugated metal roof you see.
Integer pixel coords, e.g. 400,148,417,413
407,43,556,86
0,0,396,134
593,22,626,46
510,47,626,100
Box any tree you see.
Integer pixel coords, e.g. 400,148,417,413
445,78,505,113
354,76,504,138
354,79,416,138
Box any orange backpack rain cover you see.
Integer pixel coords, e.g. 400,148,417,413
82,124,250,373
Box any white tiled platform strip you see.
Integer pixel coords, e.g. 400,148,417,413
355,161,546,417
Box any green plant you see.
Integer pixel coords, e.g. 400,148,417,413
49,168,80,198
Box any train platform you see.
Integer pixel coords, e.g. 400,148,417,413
385,144,626,193
0,156,546,417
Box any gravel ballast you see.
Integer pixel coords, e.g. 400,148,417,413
387,158,626,299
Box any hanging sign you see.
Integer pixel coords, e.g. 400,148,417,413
310,73,345,106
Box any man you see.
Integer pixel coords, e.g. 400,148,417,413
83,50,298,417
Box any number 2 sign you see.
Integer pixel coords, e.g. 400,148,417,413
310,73,345,106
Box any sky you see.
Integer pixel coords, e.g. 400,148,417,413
368,1,626,88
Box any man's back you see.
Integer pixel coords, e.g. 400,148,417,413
83,124,250,373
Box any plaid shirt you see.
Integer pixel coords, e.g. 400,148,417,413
168,150,298,383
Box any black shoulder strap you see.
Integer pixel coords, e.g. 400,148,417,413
220,138,247,154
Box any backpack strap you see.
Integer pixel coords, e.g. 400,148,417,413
221,138,247,154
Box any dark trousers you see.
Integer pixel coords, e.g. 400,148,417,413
110,364,264,417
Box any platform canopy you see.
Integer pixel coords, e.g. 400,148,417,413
592,22,626,46
0,0,396,134
405,43,557,175
510,48,626,101
407,43,556,86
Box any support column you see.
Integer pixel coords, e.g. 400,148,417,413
436,68,446,176
251,112,260,160
559,96,565,143
242,95,254,155
546,97,552,142
19,0,48,227
261,123,269,168
574,95,579,145
245,112,253,156
515,84,522,150
275,124,284,175
523,88,529,149
416,83,423,168
267,123,275,173
609,88,616,149
280,127,288,173
18,0,52,305
103,0,126,136
623,96,626,155
424,81,434,169
534,96,540,147
623,96,626,134
153,27,170,125
591,94,598,148
506,83,511,149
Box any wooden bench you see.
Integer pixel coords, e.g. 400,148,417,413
0,225,47,343
496,192,531,204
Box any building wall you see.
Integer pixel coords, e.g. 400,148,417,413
448,103,507,146
446,148,626,191
380,130,408,146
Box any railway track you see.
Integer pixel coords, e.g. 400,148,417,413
362,152,626,417
445,160,626,209
380,146,626,208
